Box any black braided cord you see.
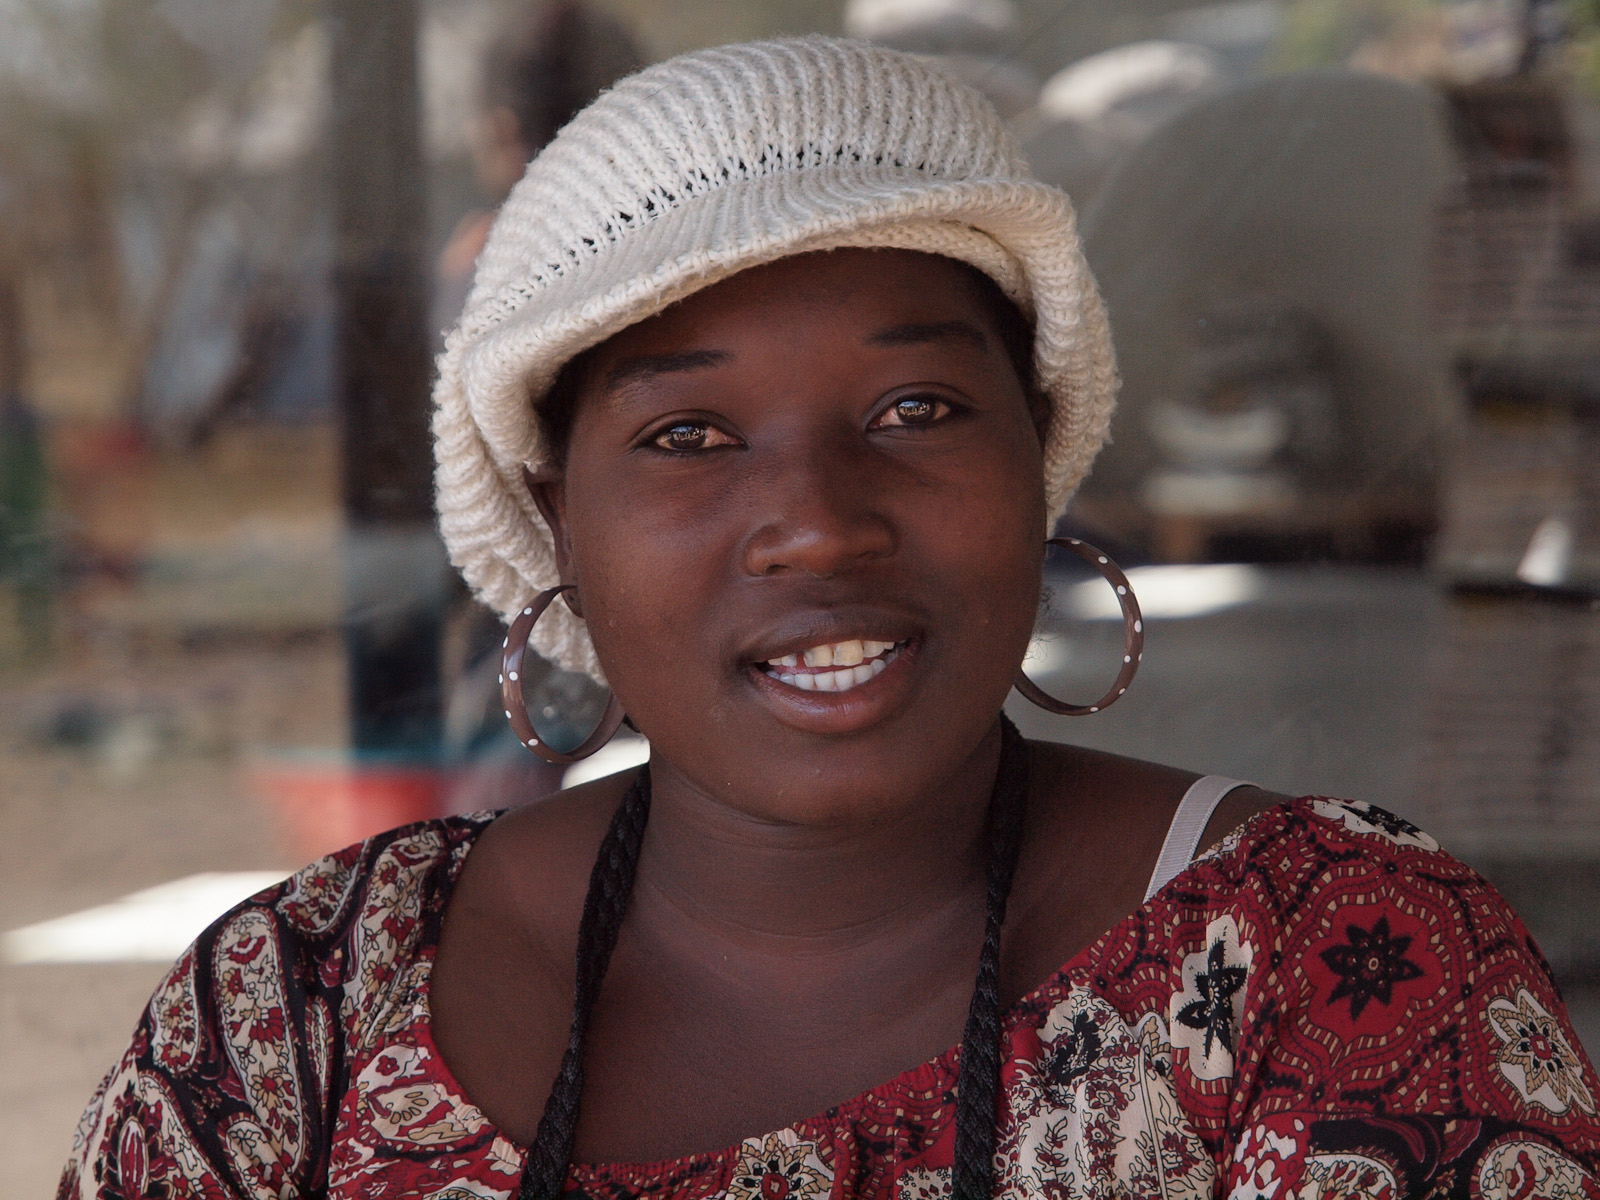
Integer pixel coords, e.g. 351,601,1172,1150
951,714,1029,1200
518,718,1029,1200
518,767,652,1200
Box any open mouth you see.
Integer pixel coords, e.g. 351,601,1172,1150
756,638,909,693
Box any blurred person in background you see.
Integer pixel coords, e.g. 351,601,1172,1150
439,0,644,811
435,0,644,330
59,33,1600,1200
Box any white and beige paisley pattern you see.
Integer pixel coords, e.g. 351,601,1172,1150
1487,989,1598,1117
345,830,446,1051
1297,1151,1401,1199
223,1114,293,1200
1310,799,1440,852
306,994,334,1111
895,1165,952,1200
213,906,306,1172
277,848,362,934
147,947,201,1073
136,1072,234,1196
1475,1138,1600,1199
999,989,1216,1199
725,1129,834,1200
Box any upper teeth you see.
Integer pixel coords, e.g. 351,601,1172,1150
768,639,894,670
764,639,901,693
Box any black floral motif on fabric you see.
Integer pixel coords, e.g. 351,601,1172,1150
1319,916,1424,1020
1175,938,1250,1061
1044,1009,1104,1102
1355,806,1429,843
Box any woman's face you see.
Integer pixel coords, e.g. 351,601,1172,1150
541,249,1048,824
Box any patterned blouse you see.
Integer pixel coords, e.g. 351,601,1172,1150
60,797,1600,1200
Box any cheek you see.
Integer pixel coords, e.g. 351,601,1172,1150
918,489,1044,672
558,465,733,705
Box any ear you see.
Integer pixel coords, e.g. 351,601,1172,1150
523,464,580,606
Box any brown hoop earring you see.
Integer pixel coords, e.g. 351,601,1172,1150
501,585,627,763
1013,537,1144,715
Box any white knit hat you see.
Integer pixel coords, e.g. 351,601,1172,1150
433,35,1117,681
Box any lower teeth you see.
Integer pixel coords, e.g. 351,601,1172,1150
771,646,899,691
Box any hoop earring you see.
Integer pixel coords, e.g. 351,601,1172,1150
501,585,627,763
1014,538,1144,716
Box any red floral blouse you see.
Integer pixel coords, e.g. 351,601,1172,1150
59,797,1600,1200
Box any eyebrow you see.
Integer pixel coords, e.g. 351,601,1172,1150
865,320,990,353
604,348,733,391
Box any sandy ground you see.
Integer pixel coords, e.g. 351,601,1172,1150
1,634,339,1197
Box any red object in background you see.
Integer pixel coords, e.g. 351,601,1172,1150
251,759,456,863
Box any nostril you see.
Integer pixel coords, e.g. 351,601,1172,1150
745,525,894,578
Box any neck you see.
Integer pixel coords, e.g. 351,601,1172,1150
634,722,1006,953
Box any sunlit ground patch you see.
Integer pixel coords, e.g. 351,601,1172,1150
2,872,288,965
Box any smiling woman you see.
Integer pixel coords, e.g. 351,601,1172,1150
60,34,1600,1200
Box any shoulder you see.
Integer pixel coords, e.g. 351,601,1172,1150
441,769,634,959
155,811,488,1062
428,768,636,1007
58,815,490,1200
1144,798,1596,1122
1018,740,1287,904
1000,797,1600,1198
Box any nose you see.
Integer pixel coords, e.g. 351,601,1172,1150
740,438,896,578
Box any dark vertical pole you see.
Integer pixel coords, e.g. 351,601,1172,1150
0,247,52,655
327,0,443,757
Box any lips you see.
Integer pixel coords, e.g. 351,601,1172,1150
759,638,906,692
736,604,927,734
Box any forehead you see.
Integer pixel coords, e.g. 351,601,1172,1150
582,248,997,364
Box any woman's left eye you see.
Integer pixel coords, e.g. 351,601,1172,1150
872,393,952,429
649,421,739,452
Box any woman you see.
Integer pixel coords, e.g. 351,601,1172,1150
62,36,1600,1200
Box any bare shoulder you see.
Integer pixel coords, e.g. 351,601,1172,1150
429,767,643,1133
444,768,639,955
1024,738,1288,850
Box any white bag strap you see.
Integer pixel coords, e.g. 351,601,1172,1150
1143,775,1255,901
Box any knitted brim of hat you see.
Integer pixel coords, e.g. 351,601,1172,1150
433,38,1118,684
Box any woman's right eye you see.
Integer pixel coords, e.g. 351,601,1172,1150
649,421,739,452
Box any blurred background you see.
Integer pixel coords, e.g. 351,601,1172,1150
3,0,1600,1191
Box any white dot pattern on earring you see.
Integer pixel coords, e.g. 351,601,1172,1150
509,671,518,681
1018,536,1143,718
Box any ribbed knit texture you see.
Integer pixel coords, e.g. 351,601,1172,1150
433,35,1118,680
